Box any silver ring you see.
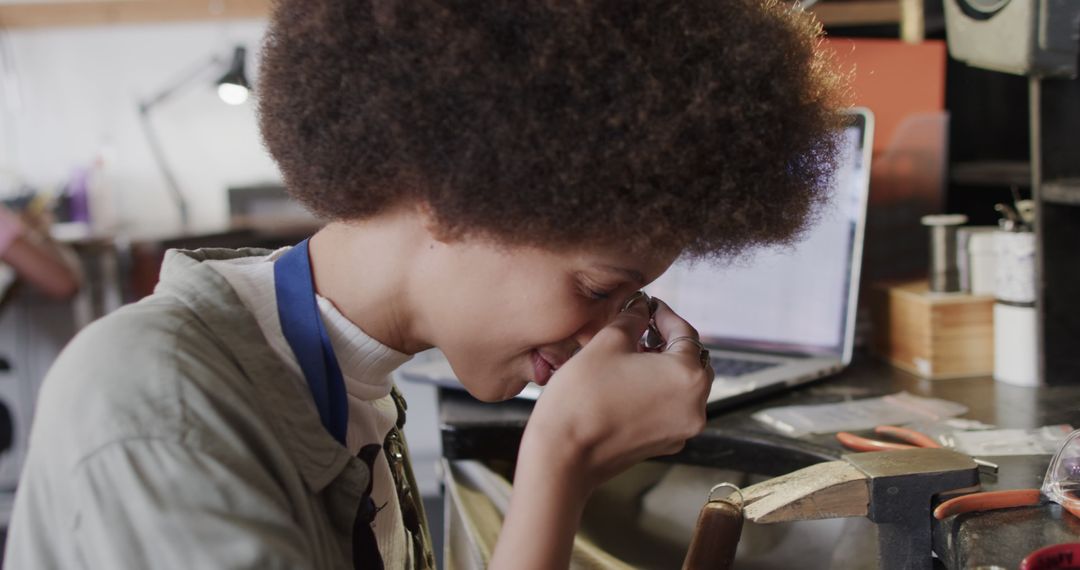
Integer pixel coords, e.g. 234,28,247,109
664,336,705,352
708,483,744,507
665,336,711,368
621,291,650,313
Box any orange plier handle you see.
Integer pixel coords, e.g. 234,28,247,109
933,489,1043,520
836,425,943,452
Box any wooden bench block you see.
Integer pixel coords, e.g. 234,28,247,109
869,280,994,379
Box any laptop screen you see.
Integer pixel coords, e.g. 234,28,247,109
646,110,871,358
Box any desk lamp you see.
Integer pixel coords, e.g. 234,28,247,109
138,46,251,231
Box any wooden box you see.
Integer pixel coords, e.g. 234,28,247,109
869,280,994,379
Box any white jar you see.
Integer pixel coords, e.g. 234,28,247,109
993,230,1038,386
994,231,1036,304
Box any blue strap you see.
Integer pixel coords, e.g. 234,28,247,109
274,239,349,446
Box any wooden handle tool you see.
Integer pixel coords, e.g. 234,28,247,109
683,484,744,570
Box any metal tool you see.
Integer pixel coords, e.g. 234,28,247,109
735,448,980,570
1008,186,1036,230
682,483,744,570
995,202,1022,231
837,425,999,473
846,448,980,570
935,427,1080,520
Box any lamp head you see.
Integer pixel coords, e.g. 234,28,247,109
217,46,250,105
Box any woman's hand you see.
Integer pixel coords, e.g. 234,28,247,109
490,296,711,569
524,294,713,490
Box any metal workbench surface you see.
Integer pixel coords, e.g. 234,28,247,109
437,352,1080,568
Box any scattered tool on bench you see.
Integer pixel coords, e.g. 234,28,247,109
836,424,999,473
682,448,981,570
682,483,744,570
685,431,1080,570
934,427,1080,520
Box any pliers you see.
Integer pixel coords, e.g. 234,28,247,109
837,425,999,473
933,427,1080,521
837,425,941,452
932,488,1058,520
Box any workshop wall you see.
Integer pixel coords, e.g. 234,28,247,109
0,19,280,236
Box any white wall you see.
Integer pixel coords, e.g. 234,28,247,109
0,19,281,236
0,18,448,499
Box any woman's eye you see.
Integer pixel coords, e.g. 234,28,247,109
585,287,614,300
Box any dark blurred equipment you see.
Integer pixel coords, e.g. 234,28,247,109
0,358,12,458
227,184,320,232
0,345,36,492
945,0,1080,385
945,1,1080,77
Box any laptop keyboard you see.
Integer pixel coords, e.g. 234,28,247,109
710,356,781,377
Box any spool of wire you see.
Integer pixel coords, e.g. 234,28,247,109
922,214,969,293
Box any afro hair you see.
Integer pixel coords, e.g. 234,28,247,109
258,0,846,260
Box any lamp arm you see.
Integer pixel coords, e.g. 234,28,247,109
136,54,224,231
138,109,189,230
138,55,224,113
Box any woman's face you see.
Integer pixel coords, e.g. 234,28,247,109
415,239,676,402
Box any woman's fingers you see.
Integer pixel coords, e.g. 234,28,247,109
590,291,653,352
587,294,707,365
651,298,712,367
580,292,712,387
530,293,714,489
665,337,710,367
652,298,699,344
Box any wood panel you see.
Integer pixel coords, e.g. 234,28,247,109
813,0,902,26
0,0,271,29
812,0,924,43
3,0,925,42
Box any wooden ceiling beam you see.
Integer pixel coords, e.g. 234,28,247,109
811,0,924,44
0,0,271,29
0,0,925,44
812,1,902,26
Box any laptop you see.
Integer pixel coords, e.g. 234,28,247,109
398,108,874,409
646,107,873,411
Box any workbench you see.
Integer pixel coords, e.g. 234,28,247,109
437,353,1080,568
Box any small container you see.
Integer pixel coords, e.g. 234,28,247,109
922,214,969,293
993,230,1039,386
994,231,1037,304
956,226,997,295
994,303,1039,386
1020,543,1080,570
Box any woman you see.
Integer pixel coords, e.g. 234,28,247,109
6,1,841,568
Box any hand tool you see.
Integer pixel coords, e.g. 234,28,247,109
683,448,980,570
934,428,1080,520
837,425,999,473
682,484,743,570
